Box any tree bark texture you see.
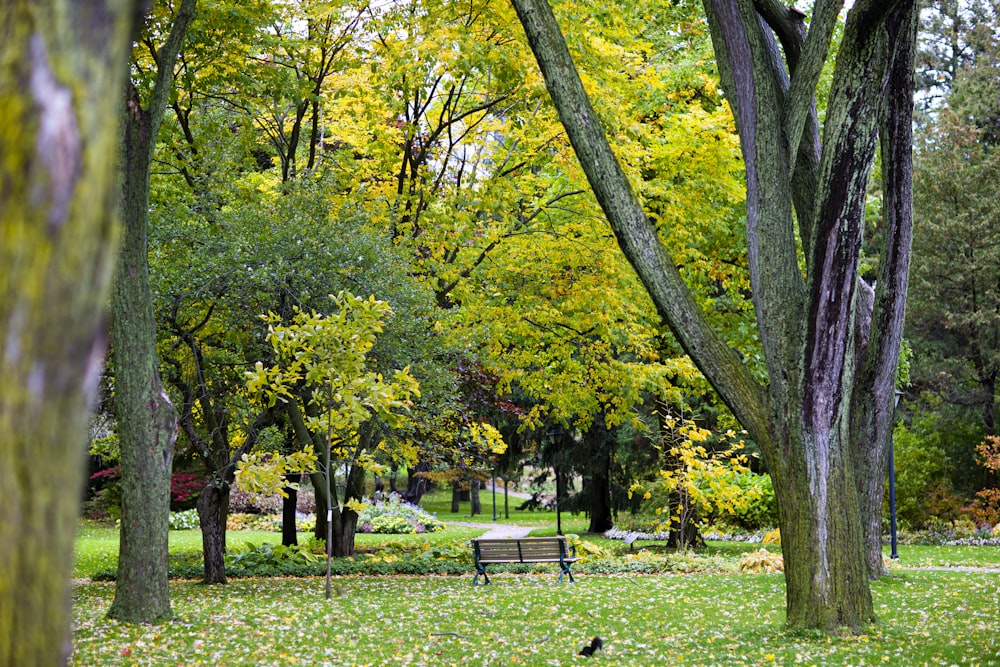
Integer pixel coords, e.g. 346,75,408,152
470,478,482,516
0,2,139,664
108,0,196,623
511,0,916,632
196,484,229,584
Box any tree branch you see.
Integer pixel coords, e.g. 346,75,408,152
510,0,770,444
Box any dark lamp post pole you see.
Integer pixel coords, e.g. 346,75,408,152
492,464,497,523
889,389,904,559
547,427,565,536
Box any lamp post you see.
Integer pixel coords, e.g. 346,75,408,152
491,463,497,523
889,389,904,559
547,427,565,536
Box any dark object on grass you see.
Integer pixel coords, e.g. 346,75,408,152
579,636,603,656
516,492,543,511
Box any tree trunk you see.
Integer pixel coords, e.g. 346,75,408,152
313,473,328,543
282,474,300,547
588,465,614,534
196,484,229,584
451,481,461,513
470,478,482,516
109,90,178,618
107,0,197,624
0,3,139,663
510,0,915,632
403,459,432,504
774,427,874,629
329,463,365,557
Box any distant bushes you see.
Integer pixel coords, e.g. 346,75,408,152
357,494,444,534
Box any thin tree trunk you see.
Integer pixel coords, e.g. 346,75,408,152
0,3,139,662
504,478,510,519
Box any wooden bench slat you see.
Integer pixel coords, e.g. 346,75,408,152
471,536,577,585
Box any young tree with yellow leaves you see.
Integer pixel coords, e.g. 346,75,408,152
243,291,419,572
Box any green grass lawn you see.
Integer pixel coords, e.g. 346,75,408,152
417,488,589,527
70,570,999,666
74,521,283,579
72,513,1000,665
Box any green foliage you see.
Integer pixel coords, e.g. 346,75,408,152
892,422,962,529
357,495,444,534
168,509,200,531
628,414,760,542
226,542,320,570
716,470,777,531
234,448,318,498
245,290,419,450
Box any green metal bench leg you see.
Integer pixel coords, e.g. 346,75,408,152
558,563,575,584
473,565,491,585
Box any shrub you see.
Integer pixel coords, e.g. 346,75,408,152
226,541,319,570
720,471,777,530
966,436,1000,525
738,548,784,573
226,513,278,531
88,467,207,516
357,493,444,534
229,487,284,515
169,508,200,530
170,473,206,510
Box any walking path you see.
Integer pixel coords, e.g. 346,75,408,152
447,521,535,539
446,483,538,538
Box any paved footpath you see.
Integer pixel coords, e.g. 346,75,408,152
447,521,534,539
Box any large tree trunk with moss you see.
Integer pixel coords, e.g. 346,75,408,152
0,2,140,664
107,0,196,624
512,0,916,632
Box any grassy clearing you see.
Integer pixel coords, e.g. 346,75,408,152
74,521,487,579
74,521,281,579
71,571,999,666
417,489,592,531
886,544,1000,569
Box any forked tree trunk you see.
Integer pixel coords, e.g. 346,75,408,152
0,3,139,662
511,0,916,632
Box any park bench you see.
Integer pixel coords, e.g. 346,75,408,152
471,536,578,585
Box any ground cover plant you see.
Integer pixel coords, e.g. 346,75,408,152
70,571,999,666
